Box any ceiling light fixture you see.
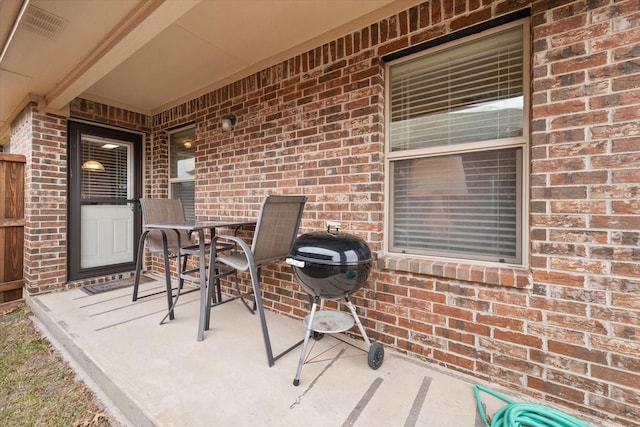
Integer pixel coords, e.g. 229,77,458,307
82,160,105,171
82,138,105,171
221,114,237,132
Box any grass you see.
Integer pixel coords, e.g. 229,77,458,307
0,304,112,427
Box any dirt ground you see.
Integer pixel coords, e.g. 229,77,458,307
0,303,114,427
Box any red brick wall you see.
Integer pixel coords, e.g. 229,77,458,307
9,104,69,293
529,1,640,424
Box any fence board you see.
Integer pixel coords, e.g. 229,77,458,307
0,154,25,306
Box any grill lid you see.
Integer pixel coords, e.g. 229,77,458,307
290,223,372,266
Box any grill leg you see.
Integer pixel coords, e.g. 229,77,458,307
345,296,371,348
293,296,319,386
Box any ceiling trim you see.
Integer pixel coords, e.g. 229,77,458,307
45,0,201,111
0,0,29,64
79,92,152,116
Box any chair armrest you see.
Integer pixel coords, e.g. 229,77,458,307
214,234,252,256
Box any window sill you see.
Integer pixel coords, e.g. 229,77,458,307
378,254,532,289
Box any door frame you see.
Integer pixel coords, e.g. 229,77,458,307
67,121,143,281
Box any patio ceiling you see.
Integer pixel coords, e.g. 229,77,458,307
0,0,413,144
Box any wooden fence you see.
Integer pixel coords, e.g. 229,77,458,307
0,153,25,312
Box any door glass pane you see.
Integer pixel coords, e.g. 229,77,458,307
81,137,130,200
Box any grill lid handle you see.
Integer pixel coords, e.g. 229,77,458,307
326,221,341,234
286,258,305,268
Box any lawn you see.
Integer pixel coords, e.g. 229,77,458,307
0,304,113,427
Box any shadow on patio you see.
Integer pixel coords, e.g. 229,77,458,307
25,274,585,427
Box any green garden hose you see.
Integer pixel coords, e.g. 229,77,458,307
474,384,593,427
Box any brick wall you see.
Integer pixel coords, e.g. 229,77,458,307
9,104,69,293
8,105,32,156
529,1,640,424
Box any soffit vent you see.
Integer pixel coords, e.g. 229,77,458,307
20,5,68,40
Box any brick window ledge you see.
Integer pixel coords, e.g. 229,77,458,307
378,254,533,288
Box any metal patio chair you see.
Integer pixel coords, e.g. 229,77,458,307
133,198,231,320
132,199,193,316
203,194,308,366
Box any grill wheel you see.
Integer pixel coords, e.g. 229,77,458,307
368,343,384,369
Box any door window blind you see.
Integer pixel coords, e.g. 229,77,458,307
81,139,129,200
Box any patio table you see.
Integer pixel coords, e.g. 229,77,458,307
143,219,256,341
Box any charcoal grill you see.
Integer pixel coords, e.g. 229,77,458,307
286,221,384,386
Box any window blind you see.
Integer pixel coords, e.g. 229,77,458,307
389,25,524,151
172,181,195,221
391,148,520,262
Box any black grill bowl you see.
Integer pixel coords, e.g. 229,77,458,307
289,229,372,300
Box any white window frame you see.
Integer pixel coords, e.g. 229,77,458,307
384,19,530,268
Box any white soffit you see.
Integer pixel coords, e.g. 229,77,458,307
82,0,401,114
1,0,416,134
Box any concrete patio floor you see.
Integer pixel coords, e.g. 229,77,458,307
26,274,605,427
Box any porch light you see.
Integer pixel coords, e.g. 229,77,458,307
82,160,105,171
221,114,236,132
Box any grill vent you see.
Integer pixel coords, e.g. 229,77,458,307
20,5,67,40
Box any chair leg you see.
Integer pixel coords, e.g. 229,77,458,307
209,263,221,305
204,245,223,333
132,231,149,302
215,266,222,304
160,231,174,321
247,265,275,366
204,266,216,331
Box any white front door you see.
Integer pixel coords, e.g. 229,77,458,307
79,137,135,268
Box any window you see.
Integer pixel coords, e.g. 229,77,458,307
386,21,528,265
169,127,196,221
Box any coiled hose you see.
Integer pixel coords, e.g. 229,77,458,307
474,384,592,427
